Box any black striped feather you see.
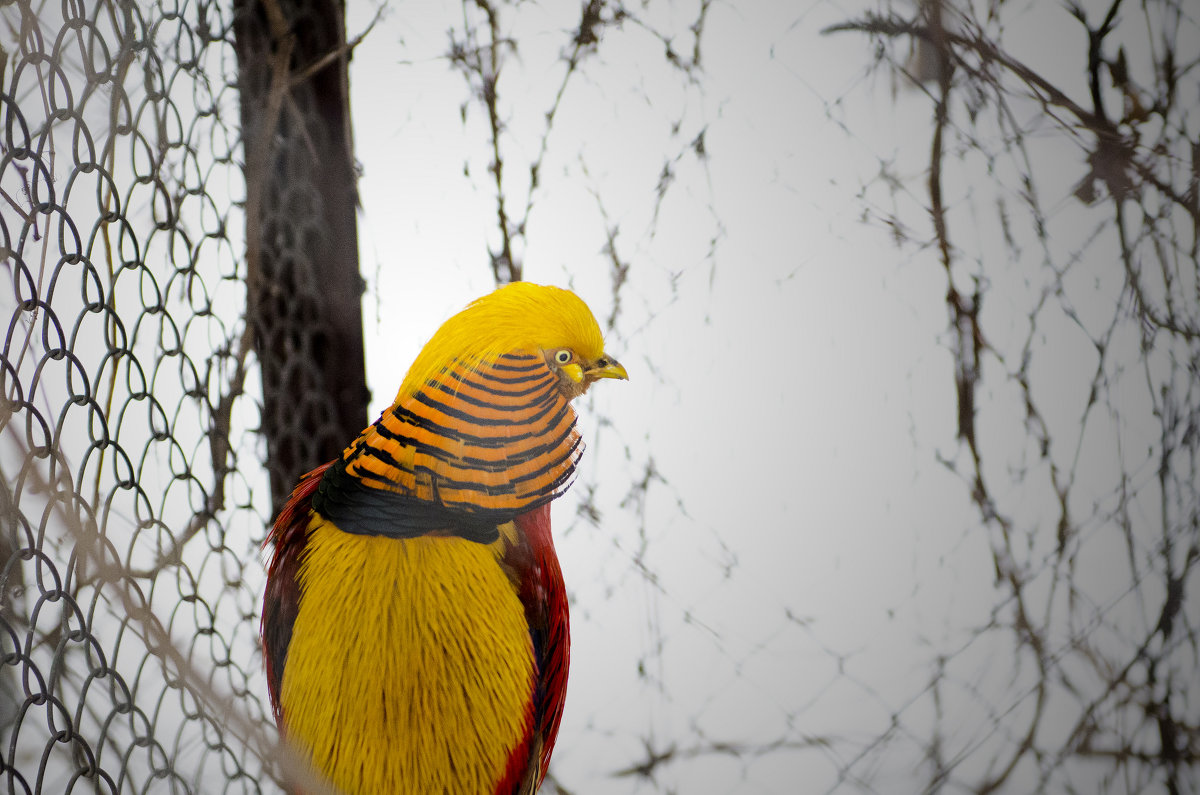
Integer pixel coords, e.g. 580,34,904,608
312,353,582,539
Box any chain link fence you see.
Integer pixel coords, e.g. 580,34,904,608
1,1,273,791
3,1,1198,794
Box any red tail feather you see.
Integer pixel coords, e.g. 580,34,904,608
261,462,332,724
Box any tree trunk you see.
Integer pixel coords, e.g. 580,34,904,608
233,0,369,514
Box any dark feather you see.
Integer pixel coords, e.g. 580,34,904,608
311,456,503,543
261,462,330,723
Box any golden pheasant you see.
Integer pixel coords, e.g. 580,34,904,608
260,282,626,794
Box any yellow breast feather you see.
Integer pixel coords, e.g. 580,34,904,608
279,515,535,794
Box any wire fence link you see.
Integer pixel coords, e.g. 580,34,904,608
1,1,272,791
4,2,1197,794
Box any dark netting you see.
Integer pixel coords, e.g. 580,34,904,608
0,1,274,791
7,1,1195,793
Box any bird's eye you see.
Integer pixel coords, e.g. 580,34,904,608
554,350,572,364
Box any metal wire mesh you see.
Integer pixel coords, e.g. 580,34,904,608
3,1,1197,794
0,1,272,791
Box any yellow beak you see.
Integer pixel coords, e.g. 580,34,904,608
588,356,628,381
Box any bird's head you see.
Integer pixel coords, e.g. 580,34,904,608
396,282,628,403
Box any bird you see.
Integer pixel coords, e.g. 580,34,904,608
260,282,627,795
